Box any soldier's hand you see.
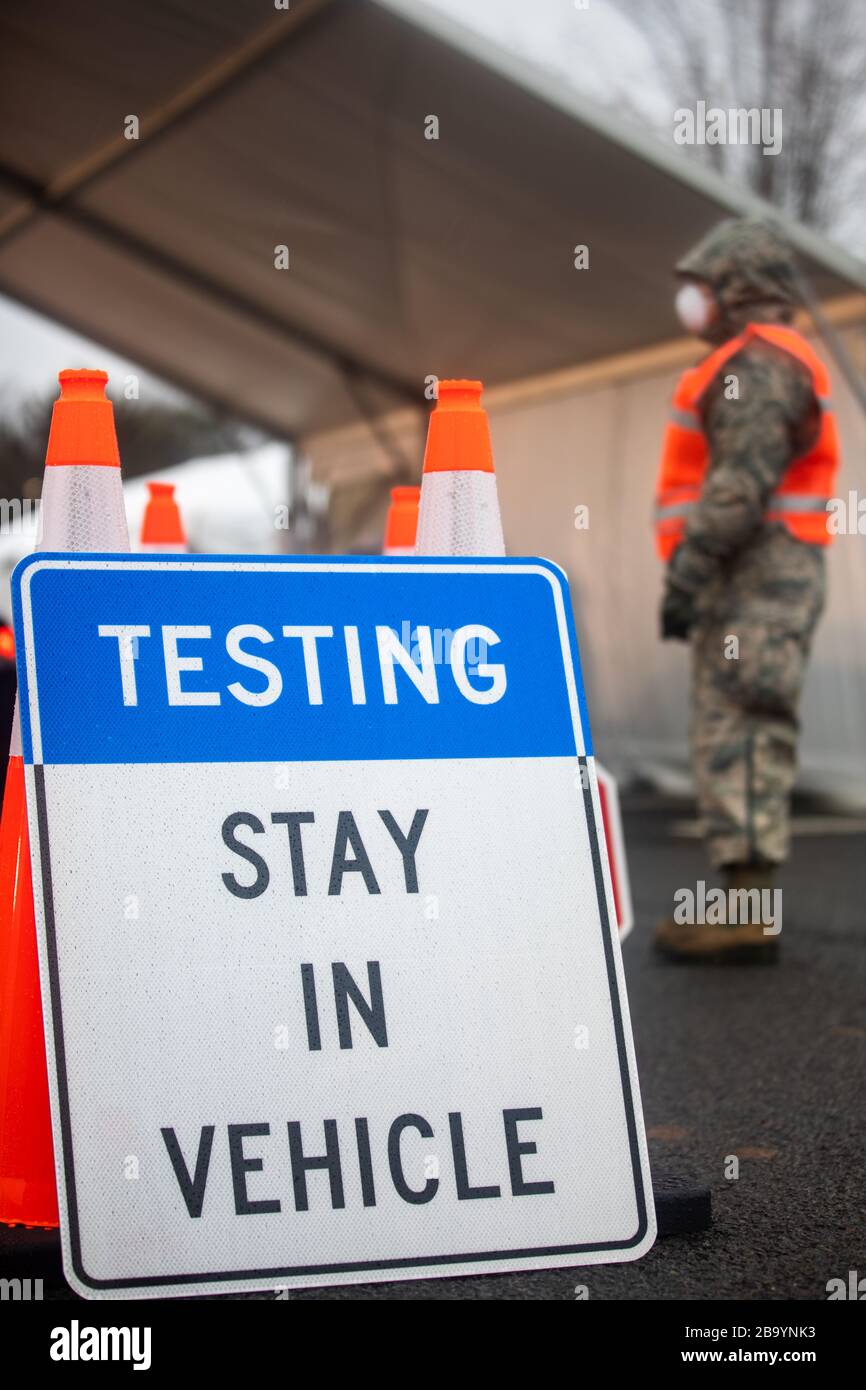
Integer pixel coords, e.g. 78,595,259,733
660,582,695,642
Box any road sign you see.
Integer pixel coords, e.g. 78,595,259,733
13,554,654,1298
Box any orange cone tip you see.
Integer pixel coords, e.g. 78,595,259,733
415,379,505,557
421,380,494,475
140,481,187,551
46,369,121,468
383,485,420,555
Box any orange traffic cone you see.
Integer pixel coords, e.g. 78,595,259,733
0,369,129,1229
0,726,50,1227
383,485,420,555
140,480,187,552
414,380,505,557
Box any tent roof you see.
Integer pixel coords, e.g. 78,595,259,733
1,0,864,450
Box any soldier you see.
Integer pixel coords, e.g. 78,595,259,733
653,218,840,961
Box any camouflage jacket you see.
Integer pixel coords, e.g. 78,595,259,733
664,217,823,608
666,336,819,599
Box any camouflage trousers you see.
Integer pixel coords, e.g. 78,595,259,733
690,531,825,868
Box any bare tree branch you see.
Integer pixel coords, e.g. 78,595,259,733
608,0,866,234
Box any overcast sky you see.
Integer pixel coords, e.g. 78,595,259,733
420,0,667,116
0,298,181,408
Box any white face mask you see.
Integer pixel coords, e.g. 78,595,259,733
675,282,713,334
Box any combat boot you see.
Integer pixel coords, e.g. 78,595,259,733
654,863,780,963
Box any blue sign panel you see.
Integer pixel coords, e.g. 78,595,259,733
13,555,591,766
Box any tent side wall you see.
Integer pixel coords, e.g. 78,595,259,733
303,302,866,805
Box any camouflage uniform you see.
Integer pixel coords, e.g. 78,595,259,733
661,220,827,869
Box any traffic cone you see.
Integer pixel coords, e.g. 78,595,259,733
0,369,129,1228
383,485,420,555
414,380,505,557
140,480,187,552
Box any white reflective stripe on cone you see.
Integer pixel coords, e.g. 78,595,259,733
38,464,130,551
414,471,505,557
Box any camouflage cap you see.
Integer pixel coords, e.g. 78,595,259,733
675,217,799,313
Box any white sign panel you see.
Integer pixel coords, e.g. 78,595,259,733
14,555,654,1297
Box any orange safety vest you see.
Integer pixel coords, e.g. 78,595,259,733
654,323,839,561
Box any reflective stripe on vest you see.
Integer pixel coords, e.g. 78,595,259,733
655,492,832,522
654,324,840,561
669,406,702,432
